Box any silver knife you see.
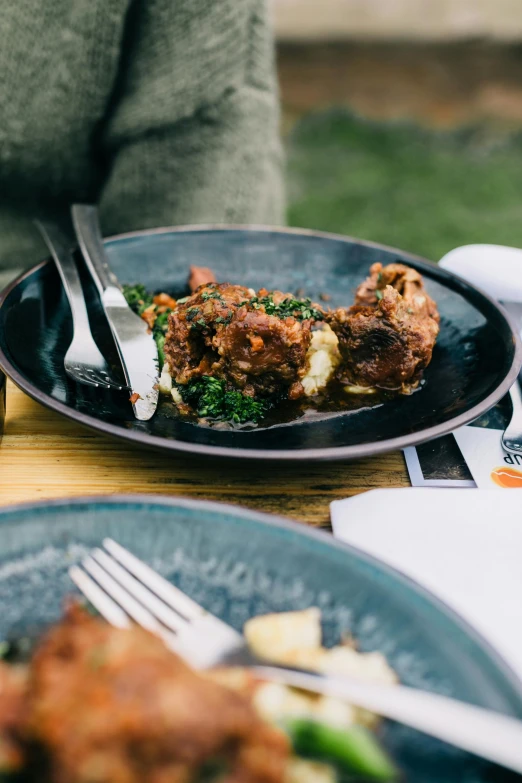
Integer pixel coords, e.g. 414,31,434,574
72,204,159,421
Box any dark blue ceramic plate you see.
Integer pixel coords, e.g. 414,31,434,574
0,226,520,461
0,495,520,783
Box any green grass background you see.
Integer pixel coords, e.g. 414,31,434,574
286,111,522,262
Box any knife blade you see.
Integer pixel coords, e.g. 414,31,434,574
72,205,159,421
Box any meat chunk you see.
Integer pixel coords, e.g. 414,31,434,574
188,265,217,293
24,604,289,783
164,284,316,400
328,263,440,390
355,262,440,324
214,307,312,399
0,662,26,773
164,283,252,385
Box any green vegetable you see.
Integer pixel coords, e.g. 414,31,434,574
375,290,383,301
123,284,175,366
195,759,228,782
178,376,271,424
284,720,398,782
250,295,324,322
0,641,9,659
201,289,223,302
121,283,153,315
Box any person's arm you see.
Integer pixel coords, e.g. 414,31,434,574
97,0,285,235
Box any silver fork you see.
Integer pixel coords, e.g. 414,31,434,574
69,539,522,775
36,221,128,391
500,301,522,454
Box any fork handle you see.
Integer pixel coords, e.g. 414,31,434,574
72,204,120,298
35,221,93,336
254,666,522,775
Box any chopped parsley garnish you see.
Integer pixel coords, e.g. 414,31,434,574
178,376,271,424
123,283,176,365
201,289,223,302
122,283,152,315
250,295,323,321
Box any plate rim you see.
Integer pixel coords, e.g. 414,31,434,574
1,224,521,462
1,491,522,712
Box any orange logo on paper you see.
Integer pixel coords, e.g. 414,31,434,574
491,467,522,488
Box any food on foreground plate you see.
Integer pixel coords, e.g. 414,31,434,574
244,609,397,731
124,261,439,427
0,605,398,783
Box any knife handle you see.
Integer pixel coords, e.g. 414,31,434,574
72,204,120,298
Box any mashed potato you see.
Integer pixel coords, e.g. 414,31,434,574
159,362,173,394
302,324,341,397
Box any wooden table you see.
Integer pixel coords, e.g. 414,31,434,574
0,381,409,529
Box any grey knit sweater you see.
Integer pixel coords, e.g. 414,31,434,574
0,0,284,288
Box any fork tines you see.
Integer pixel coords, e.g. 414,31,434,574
69,539,209,656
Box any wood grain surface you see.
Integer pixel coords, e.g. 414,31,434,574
0,381,409,529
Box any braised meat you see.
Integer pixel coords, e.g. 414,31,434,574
328,263,440,390
164,283,318,399
213,307,312,399
8,604,288,783
0,662,26,773
188,265,217,293
164,283,252,386
158,261,439,420
354,262,439,322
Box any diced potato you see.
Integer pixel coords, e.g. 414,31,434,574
269,647,326,671
244,608,322,661
254,682,320,722
285,758,337,783
244,608,398,732
318,647,398,729
314,695,356,728
319,647,398,686
254,682,355,730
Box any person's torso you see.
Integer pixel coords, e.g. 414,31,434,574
0,0,130,276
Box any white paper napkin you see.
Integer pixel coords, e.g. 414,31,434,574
330,489,522,680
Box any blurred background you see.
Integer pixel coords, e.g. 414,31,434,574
274,0,522,260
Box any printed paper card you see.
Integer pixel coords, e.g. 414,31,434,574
453,426,522,489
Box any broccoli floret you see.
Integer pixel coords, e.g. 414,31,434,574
178,376,270,424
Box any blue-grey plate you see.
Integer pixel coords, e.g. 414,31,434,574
0,225,520,461
0,495,520,783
